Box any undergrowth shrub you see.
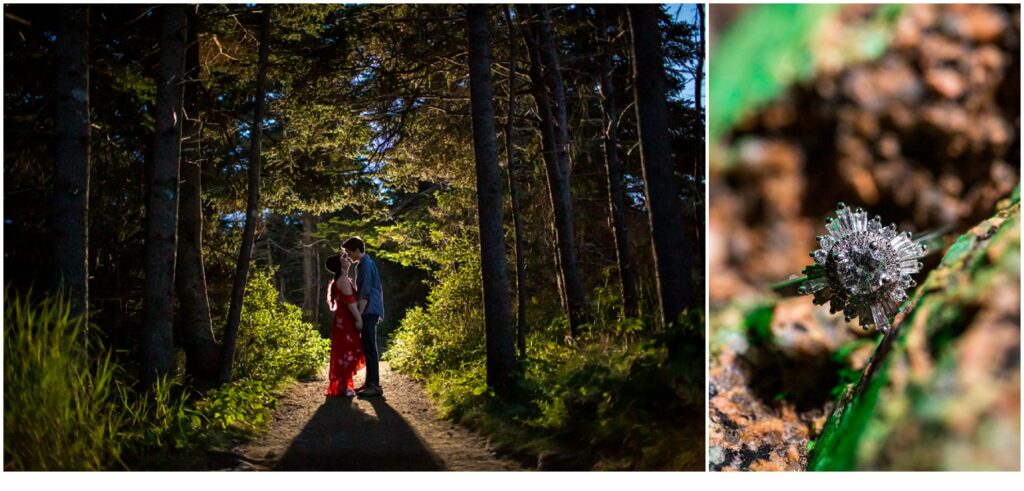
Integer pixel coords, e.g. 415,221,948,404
196,380,276,438
533,315,706,469
231,269,330,385
388,268,706,469
386,233,484,378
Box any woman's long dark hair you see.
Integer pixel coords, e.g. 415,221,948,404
325,254,343,282
325,254,344,306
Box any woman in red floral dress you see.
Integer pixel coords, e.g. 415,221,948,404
325,253,365,397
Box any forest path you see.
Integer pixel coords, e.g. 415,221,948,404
228,361,525,471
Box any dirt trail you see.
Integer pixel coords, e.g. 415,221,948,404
224,362,524,471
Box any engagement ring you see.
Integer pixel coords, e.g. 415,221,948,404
774,203,936,333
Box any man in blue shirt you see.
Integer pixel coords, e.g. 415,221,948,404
342,236,385,397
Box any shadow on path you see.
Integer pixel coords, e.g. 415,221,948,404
273,396,446,471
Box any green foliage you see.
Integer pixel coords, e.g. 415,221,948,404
577,271,647,340
6,268,328,470
109,63,157,111
807,355,891,471
231,269,331,385
742,303,776,345
196,380,277,438
383,192,486,377
425,361,496,422
4,291,123,470
117,269,312,464
385,241,485,378
394,291,705,469
116,374,204,453
4,287,306,470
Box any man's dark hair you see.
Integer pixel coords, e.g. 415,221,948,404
342,236,365,253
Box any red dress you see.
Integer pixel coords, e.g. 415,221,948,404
326,278,365,396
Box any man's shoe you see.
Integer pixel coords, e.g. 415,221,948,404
357,385,383,398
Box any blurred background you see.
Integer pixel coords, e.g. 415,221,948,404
708,4,1020,471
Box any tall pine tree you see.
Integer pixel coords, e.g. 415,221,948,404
628,4,694,328
143,4,187,385
467,4,516,394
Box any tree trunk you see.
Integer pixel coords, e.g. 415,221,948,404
302,212,319,320
597,6,639,319
143,4,187,386
504,7,528,360
467,4,516,395
627,5,694,328
219,8,270,385
534,5,588,337
53,6,90,328
265,223,284,300
314,238,322,329
517,7,567,318
518,4,587,340
175,7,220,385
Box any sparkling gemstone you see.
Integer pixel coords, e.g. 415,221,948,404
837,243,887,295
799,204,925,334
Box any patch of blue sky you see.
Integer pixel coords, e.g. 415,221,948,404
218,207,273,226
370,176,397,207
666,3,704,109
351,67,374,86
219,211,246,224
235,117,277,140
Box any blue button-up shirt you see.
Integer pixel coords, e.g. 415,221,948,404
356,253,384,318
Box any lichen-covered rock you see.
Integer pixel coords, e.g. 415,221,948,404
808,194,1020,470
709,297,869,471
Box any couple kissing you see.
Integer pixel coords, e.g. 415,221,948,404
324,236,384,398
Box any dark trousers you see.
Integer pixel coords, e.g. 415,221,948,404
361,314,381,386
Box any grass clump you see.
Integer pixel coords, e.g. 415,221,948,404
4,291,124,470
4,269,328,470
